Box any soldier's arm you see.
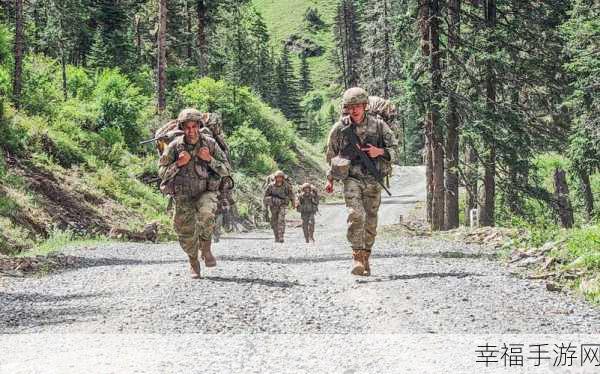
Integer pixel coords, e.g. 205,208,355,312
326,124,343,181
158,143,178,181
207,139,231,177
381,121,398,163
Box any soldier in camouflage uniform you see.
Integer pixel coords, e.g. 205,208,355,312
325,87,398,276
263,170,296,243
296,183,319,243
158,108,231,278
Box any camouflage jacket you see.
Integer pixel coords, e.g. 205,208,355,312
158,135,230,190
326,113,397,182
297,191,319,214
264,182,295,208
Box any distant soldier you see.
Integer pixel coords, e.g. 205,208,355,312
213,176,236,242
158,108,231,278
296,183,319,243
325,87,398,276
263,170,295,243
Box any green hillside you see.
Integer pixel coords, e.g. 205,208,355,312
252,0,338,89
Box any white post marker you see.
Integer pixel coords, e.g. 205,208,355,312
470,208,479,228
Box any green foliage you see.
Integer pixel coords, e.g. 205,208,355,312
66,65,95,99
93,69,148,150
174,77,297,165
21,55,64,116
229,124,276,174
563,225,600,271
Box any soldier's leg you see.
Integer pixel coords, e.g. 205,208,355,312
277,207,287,242
343,179,366,249
301,213,310,242
270,206,280,240
363,183,382,251
195,191,218,267
173,197,201,277
308,213,315,241
344,179,369,275
362,183,382,275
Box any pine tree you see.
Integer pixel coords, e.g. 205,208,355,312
360,0,394,97
275,46,302,123
299,53,312,94
333,0,361,88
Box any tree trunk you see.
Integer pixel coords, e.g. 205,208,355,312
479,0,496,227
196,0,208,75
464,144,478,226
13,0,24,109
445,0,460,229
429,0,445,231
419,0,432,224
382,0,391,98
578,169,594,221
554,168,574,229
157,0,167,113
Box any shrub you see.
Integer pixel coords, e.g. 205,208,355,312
228,124,276,174
21,55,63,116
93,69,149,150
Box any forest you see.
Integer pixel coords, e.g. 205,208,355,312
0,0,598,292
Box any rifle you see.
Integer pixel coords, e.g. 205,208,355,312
139,130,184,146
341,123,392,197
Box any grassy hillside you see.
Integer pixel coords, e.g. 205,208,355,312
252,0,338,90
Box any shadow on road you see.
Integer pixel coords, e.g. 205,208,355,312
357,271,481,283
204,276,302,288
219,251,495,265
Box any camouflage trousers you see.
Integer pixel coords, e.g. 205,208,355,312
173,192,218,259
343,178,382,250
269,206,287,241
301,212,315,242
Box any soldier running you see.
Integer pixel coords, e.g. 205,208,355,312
263,170,296,243
296,183,319,243
158,108,231,278
325,87,398,276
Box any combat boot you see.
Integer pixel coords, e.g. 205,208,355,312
200,240,217,267
364,250,371,276
189,256,201,279
351,249,367,276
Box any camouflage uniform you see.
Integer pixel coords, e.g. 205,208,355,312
264,173,295,243
158,121,230,270
297,184,319,243
327,87,398,275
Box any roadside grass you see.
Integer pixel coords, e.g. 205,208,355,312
16,227,110,258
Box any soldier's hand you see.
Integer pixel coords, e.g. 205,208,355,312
361,144,385,158
197,147,212,161
325,179,334,193
176,151,192,167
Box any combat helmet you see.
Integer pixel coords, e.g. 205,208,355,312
301,182,312,191
342,87,369,107
177,108,204,129
274,170,285,178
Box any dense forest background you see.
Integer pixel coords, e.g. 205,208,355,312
0,0,598,280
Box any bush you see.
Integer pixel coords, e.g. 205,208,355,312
66,65,95,100
228,124,276,174
21,55,63,116
93,69,149,150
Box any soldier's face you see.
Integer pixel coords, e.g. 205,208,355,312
303,187,311,194
346,103,367,123
183,121,200,144
275,176,284,185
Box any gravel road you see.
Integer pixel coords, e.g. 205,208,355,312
1,166,598,373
